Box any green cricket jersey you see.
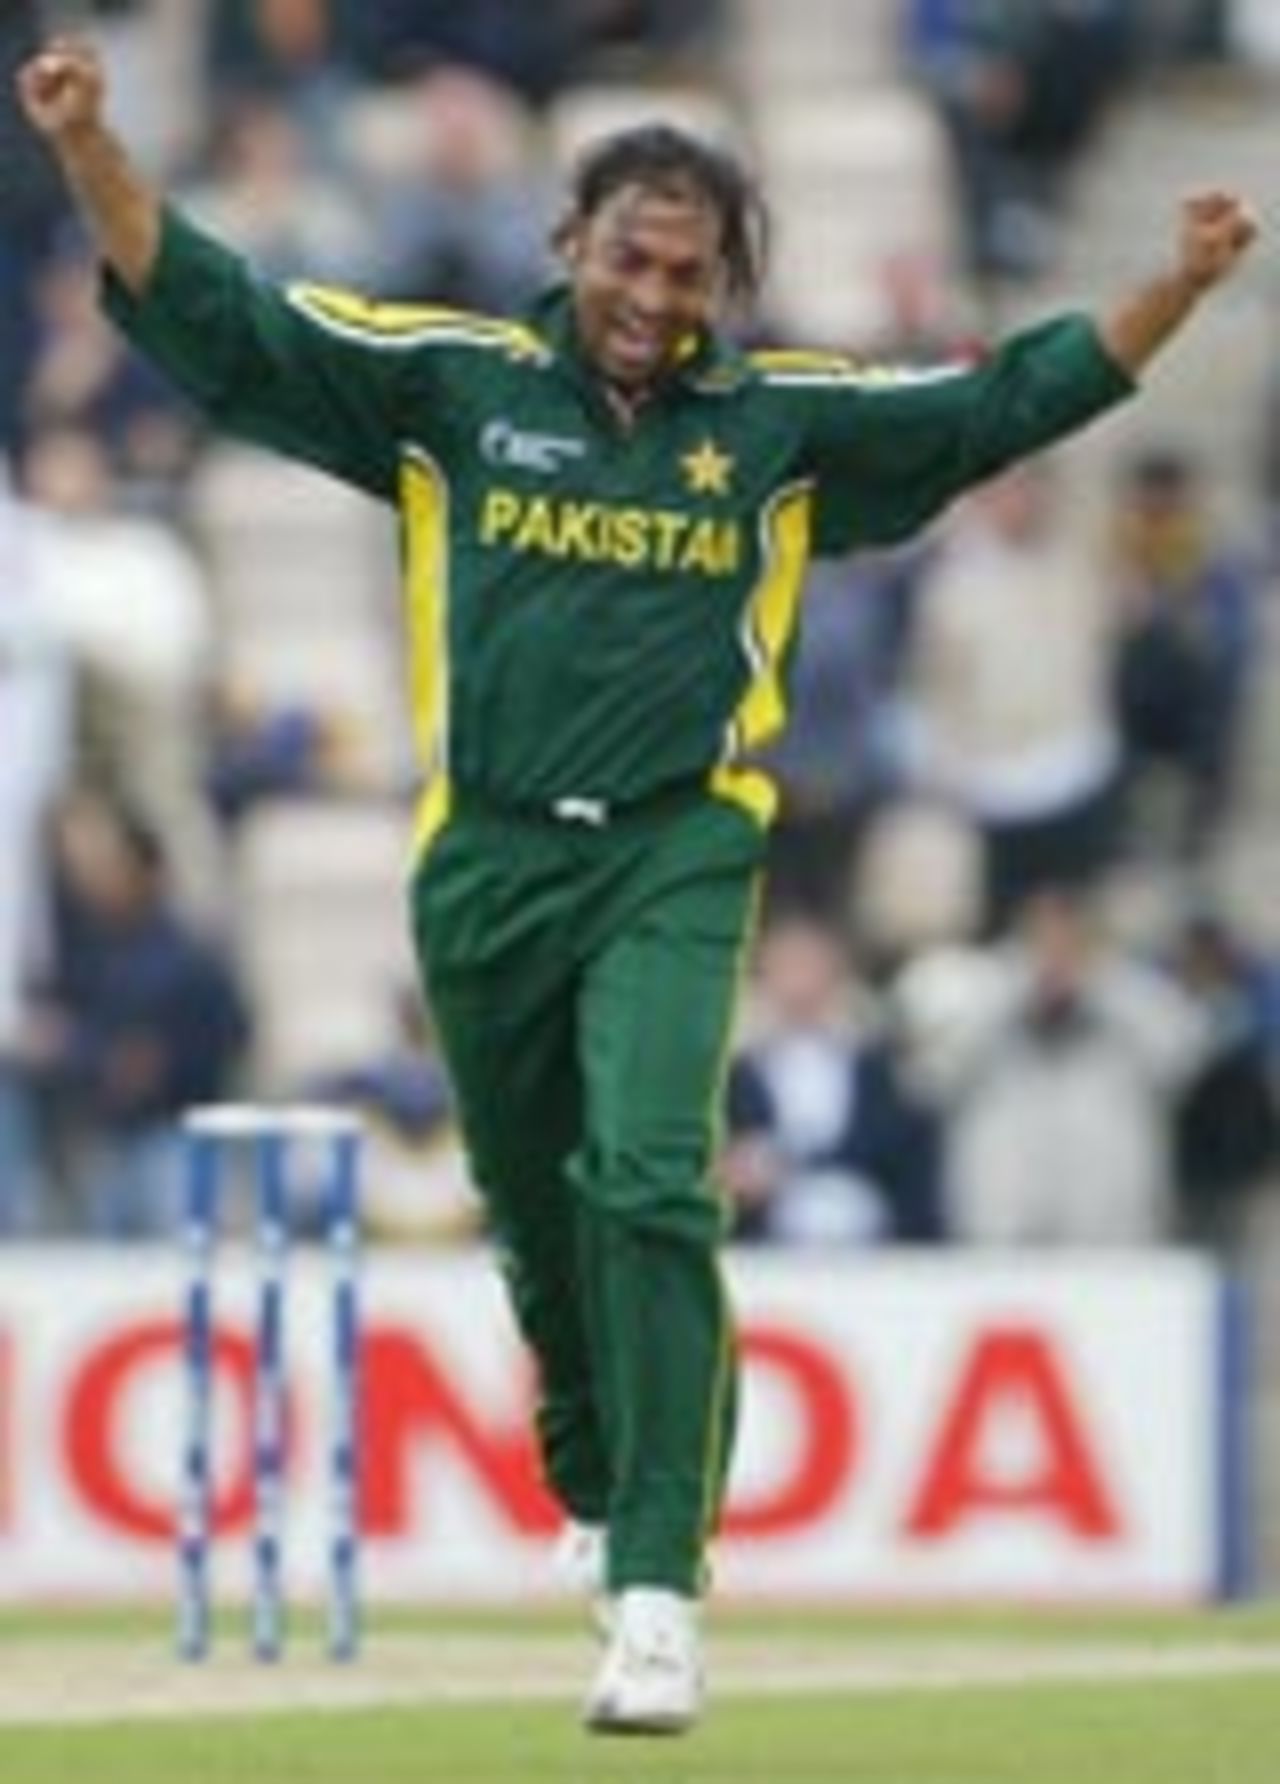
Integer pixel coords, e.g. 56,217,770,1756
104,208,1133,841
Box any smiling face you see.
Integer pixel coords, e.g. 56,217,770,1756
560,181,725,393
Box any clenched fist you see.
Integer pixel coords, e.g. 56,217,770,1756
17,37,104,142
14,34,159,292
1177,189,1259,292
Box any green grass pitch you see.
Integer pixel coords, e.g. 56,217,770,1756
0,1605,1277,1783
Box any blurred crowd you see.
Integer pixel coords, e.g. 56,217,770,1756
2,0,1278,1253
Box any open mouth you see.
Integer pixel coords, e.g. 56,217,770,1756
607,313,668,375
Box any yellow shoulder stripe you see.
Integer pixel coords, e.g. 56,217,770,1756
749,348,866,375
287,283,545,357
752,346,969,390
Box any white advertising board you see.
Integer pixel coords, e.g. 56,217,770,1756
0,1248,1244,1603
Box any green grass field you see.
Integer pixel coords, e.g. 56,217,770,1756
1,1606,1278,1783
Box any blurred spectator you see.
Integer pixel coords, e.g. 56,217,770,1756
181,89,372,286
202,1,361,184
206,681,372,823
90,0,203,176
884,462,1123,932
1258,357,1280,568
0,2,70,450
903,0,1134,282
206,0,722,104
304,982,478,1240
721,914,943,1244
850,798,985,977
895,889,1206,1244
1147,1,1234,63
1168,910,1278,1252
207,0,341,90
0,462,73,1234
18,792,248,1237
0,1071,43,1237
573,0,725,76
341,0,577,103
762,556,904,926
19,427,224,922
25,247,196,494
365,66,552,311
1110,448,1262,862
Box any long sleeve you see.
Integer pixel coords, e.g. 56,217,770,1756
803,316,1134,553
102,206,415,500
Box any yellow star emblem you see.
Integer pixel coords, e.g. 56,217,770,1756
680,438,734,496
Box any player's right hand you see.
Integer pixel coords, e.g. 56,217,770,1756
16,37,105,141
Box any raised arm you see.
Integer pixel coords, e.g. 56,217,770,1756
16,33,423,502
17,36,160,294
1097,189,1259,378
797,188,1260,555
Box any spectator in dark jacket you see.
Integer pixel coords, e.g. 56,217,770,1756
1169,911,1279,1253
20,790,248,1235
1111,448,1262,860
904,0,1134,281
720,914,944,1244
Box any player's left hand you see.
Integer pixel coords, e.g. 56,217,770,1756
1177,190,1259,292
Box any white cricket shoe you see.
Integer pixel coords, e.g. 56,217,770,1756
582,1587,703,1736
553,1520,612,1639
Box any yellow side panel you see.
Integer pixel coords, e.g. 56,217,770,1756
399,451,453,859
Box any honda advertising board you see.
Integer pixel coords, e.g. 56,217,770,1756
0,1249,1247,1603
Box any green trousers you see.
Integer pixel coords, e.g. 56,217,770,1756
409,789,764,1594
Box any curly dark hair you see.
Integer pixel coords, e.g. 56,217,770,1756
561,122,769,305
